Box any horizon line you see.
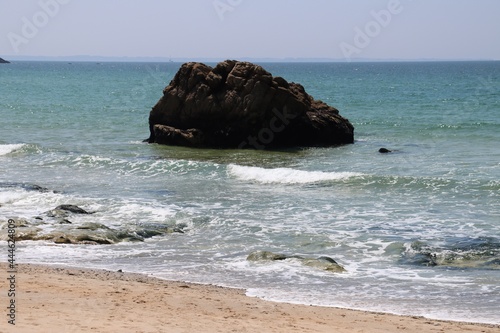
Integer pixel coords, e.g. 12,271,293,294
2,55,498,63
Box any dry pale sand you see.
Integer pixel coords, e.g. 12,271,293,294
1,263,498,333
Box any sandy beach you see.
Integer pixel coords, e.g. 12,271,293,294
1,263,498,333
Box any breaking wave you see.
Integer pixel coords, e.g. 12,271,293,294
227,164,363,184
0,144,25,156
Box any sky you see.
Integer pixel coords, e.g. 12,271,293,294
1,0,500,61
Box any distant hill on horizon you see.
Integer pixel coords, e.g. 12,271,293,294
0,57,10,63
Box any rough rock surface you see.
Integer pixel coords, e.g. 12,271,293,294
247,250,345,273
1,206,187,245
147,60,354,149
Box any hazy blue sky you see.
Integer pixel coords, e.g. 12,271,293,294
1,0,499,61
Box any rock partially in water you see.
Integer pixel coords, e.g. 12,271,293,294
0,57,10,64
39,222,186,245
301,256,346,273
55,204,93,214
76,222,110,231
247,251,287,261
4,218,31,228
44,204,93,225
0,218,42,241
247,251,345,273
45,209,69,219
401,239,500,269
148,60,354,149
0,210,188,245
127,222,187,241
15,228,43,241
39,229,122,245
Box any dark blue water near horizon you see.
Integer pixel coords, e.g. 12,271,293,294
1,61,499,323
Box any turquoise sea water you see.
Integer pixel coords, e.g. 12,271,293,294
1,61,499,323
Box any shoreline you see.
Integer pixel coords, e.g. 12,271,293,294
1,263,498,332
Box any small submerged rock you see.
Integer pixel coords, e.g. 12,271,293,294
247,250,345,273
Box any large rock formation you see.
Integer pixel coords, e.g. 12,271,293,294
0,57,10,64
147,60,354,149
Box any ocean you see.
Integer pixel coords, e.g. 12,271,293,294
1,61,499,324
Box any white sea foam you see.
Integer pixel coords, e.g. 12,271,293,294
0,144,25,156
227,164,362,184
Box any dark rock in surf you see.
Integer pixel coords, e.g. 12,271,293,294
45,205,92,224
379,148,392,153
55,205,93,214
147,60,354,149
0,57,10,64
